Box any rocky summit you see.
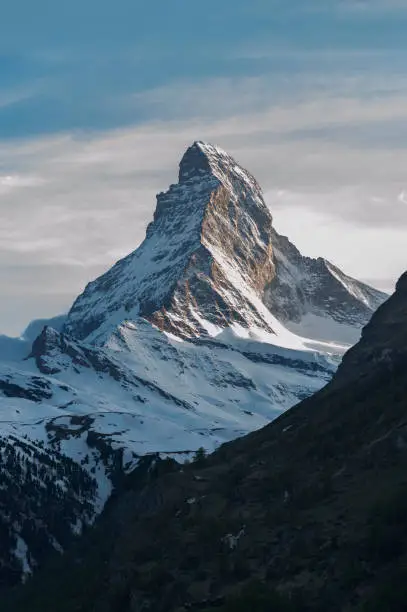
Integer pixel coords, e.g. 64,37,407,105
64,141,385,344
0,142,387,587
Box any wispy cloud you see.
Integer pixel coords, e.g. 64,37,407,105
1,0,406,333
1,72,407,333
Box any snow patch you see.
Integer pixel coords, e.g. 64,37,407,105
14,536,32,580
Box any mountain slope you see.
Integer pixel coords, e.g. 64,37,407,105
7,271,406,612
0,322,336,460
332,270,407,388
267,228,385,338
0,141,387,589
0,142,385,471
0,433,97,590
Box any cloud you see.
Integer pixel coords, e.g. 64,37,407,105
269,203,406,293
1,73,407,334
2,0,407,139
1,1,406,333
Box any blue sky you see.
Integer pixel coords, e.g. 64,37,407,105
1,0,407,334
2,0,407,138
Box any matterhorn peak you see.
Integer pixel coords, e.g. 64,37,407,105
178,141,217,182
179,141,263,202
65,142,276,342
63,142,386,345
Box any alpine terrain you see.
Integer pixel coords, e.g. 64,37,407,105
6,277,407,612
0,142,386,587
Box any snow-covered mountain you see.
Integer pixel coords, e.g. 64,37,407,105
0,141,387,585
65,142,384,345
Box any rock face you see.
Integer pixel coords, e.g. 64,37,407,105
64,141,386,344
64,142,276,342
266,228,385,327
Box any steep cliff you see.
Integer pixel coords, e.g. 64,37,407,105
64,142,385,345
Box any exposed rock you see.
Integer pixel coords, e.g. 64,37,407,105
63,142,385,344
266,228,386,326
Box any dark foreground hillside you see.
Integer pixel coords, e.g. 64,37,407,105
5,273,407,612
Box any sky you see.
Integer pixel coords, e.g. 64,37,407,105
1,0,406,335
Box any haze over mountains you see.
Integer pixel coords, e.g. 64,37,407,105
0,143,388,587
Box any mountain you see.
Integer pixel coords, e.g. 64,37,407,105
0,141,386,587
64,141,384,345
7,270,406,612
0,315,66,363
266,229,385,342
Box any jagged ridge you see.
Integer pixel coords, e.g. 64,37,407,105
64,141,386,345
64,141,276,342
